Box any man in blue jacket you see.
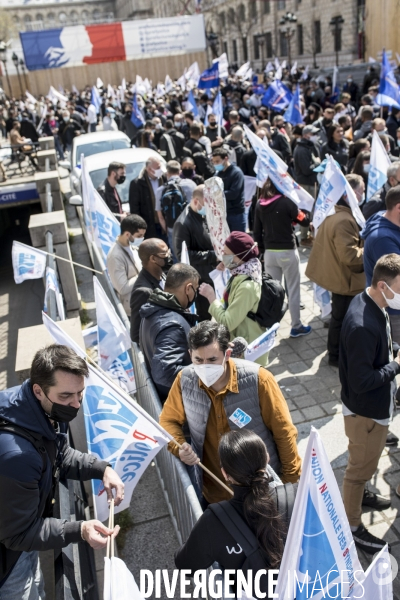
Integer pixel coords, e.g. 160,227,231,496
0,345,123,597
212,147,246,232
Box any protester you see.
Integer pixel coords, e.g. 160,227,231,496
180,156,204,185
351,149,370,189
362,161,400,219
205,112,227,146
254,179,312,339
97,161,126,217
270,115,292,164
340,254,400,554
353,107,374,141
173,185,218,321
106,214,146,316
159,119,186,162
159,321,301,504
0,345,122,597
347,138,370,172
184,123,215,180
306,174,366,367
321,123,349,173
129,156,167,239
140,263,199,402
212,147,246,232
225,126,247,167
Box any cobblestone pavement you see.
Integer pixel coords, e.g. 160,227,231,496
268,245,400,595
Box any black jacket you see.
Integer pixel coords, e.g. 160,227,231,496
205,125,227,144
270,130,292,164
159,129,186,162
339,291,400,419
129,171,166,238
219,164,245,215
139,289,197,402
226,139,246,168
240,148,258,177
321,140,349,173
253,195,310,251
293,138,320,186
97,178,123,215
130,268,164,344
362,184,388,221
386,114,400,141
184,138,215,180
0,380,108,584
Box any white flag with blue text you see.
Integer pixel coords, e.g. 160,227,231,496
368,130,392,201
245,323,279,362
12,241,47,284
313,283,331,319
94,277,136,393
44,266,65,320
276,427,365,600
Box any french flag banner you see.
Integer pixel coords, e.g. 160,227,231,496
20,15,206,71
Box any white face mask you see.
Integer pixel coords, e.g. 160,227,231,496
310,135,319,144
193,357,226,388
130,237,144,247
382,282,400,310
154,168,164,178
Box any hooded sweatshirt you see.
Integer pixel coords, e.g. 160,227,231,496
360,211,400,315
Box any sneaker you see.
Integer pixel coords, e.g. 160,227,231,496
386,431,399,447
352,523,390,554
290,325,312,338
362,489,391,511
300,238,313,248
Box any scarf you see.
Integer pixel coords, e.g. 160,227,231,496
223,258,263,305
259,194,282,207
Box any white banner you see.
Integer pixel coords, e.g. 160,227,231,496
204,177,230,261
367,130,392,201
12,241,47,284
245,323,279,362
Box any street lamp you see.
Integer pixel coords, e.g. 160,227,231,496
329,16,345,67
12,52,23,96
279,12,297,67
207,30,220,60
0,42,11,97
19,59,28,91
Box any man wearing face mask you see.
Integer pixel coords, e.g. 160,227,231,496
139,264,199,403
129,157,167,239
159,321,301,505
0,345,123,597
152,117,165,149
313,107,335,146
97,161,126,218
212,147,245,232
339,254,400,554
106,214,147,316
159,120,186,162
362,161,400,220
204,113,227,147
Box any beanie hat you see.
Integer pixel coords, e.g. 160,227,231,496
225,231,259,262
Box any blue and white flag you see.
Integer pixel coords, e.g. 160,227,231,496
360,545,394,600
209,267,230,301
212,91,223,128
261,80,292,111
376,49,400,108
244,124,314,213
12,241,47,284
245,323,279,362
187,89,199,117
44,266,65,320
367,130,392,200
213,53,229,79
94,276,136,393
236,62,251,78
331,66,340,104
165,74,173,93
180,242,196,315
42,311,171,523
91,85,101,113
198,62,219,89
283,84,303,126
131,93,145,128
276,427,365,600
300,65,310,81
313,284,331,319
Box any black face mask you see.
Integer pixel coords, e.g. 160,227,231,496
186,284,198,309
155,253,173,272
46,394,81,423
117,175,126,184
208,122,217,128
181,168,195,179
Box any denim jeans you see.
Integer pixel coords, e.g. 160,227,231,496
227,212,247,233
0,551,45,600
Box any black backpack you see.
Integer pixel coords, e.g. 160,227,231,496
247,274,287,329
160,179,188,229
209,482,296,598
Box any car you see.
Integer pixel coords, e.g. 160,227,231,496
60,130,131,195
70,147,165,212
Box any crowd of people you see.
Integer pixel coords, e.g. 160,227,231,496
1,60,400,598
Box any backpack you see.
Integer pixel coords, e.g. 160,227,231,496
208,482,296,598
247,274,287,328
160,179,188,229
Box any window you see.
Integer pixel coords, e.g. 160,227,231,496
59,12,67,24
223,41,228,60
81,10,89,24
92,9,101,22
280,31,288,56
262,0,270,14
70,11,79,24
47,12,55,26
238,4,245,21
266,32,273,57
333,19,343,52
250,1,257,20
314,20,321,53
233,39,238,62
36,14,43,22
228,8,235,25
277,0,286,9
253,36,260,60
297,23,303,55
219,12,226,29
242,37,248,61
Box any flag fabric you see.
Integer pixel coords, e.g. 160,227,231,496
203,104,213,127
107,84,115,99
283,84,303,125
104,556,144,600
360,545,393,600
367,130,392,200
313,284,331,319
377,49,400,108
236,61,250,77
131,93,145,128
180,243,196,315
25,90,37,104
274,57,280,71
12,241,47,284
300,65,310,81
72,84,79,94
276,427,365,600
213,52,228,79
44,266,65,320
274,66,283,80
204,177,231,260
244,125,314,213
198,62,219,89
165,74,173,93
209,268,230,301
245,323,279,362
290,61,298,76
91,85,101,113
185,61,201,88
331,66,340,103
47,85,67,107
177,74,186,91
261,80,292,111
265,61,274,73
156,83,165,98
135,75,147,96
94,277,136,393
212,91,223,128
96,77,104,88
42,311,171,523
187,89,199,117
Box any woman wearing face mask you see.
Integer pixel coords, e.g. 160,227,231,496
321,124,350,174
347,138,370,172
351,150,370,190
199,232,270,366
253,179,312,339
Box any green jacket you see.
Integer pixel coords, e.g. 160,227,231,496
208,274,268,366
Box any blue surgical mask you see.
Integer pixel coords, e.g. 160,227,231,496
363,164,371,173
198,206,207,216
214,164,224,172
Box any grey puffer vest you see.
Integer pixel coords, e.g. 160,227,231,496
181,359,281,487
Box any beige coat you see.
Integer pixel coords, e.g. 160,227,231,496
305,205,365,296
106,241,141,315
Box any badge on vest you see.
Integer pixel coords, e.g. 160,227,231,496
229,408,252,428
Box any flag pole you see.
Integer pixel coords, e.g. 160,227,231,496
40,249,103,275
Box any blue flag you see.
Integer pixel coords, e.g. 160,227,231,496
187,89,199,117
91,85,101,113
283,84,303,125
261,80,292,111
198,62,220,89
377,49,400,108
212,91,223,126
131,93,145,128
